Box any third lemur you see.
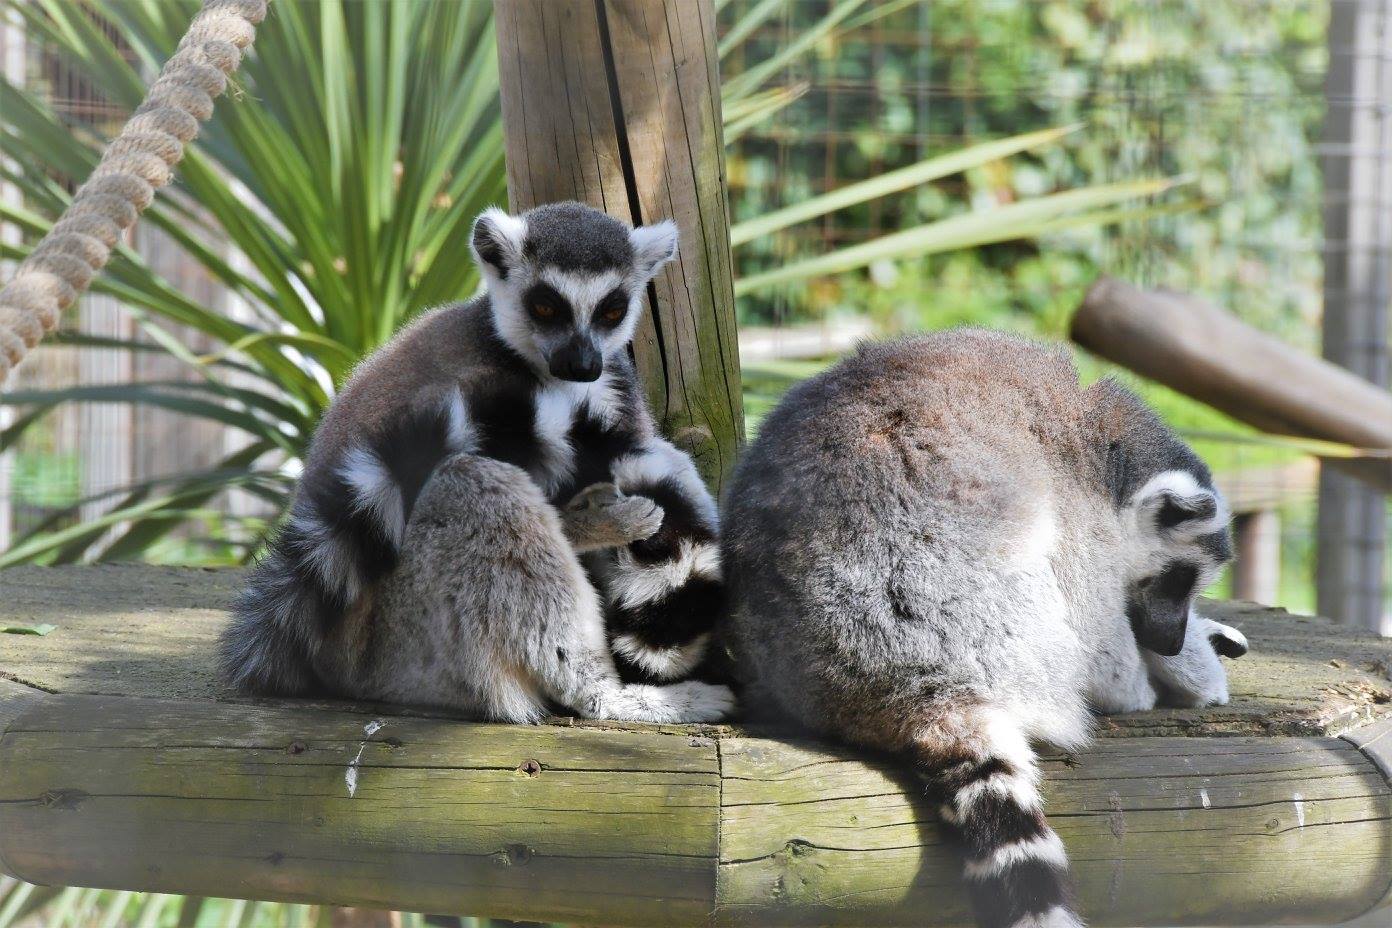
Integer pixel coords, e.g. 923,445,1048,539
219,201,732,724
722,329,1247,928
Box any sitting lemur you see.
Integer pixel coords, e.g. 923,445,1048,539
219,202,733,724
722,330,1247,928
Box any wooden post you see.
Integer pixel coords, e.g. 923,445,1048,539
493,0,744,490
1231,509,1281,605
1317,0,1391,634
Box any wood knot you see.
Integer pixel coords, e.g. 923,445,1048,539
38,788,88,810
287,741,307,755
517,758,543,777
495,843,534,867
265,851,285,866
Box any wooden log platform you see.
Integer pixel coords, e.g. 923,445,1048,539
1,565,1390,926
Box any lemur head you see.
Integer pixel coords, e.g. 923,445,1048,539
470,201,678,382
1097,382,1234,657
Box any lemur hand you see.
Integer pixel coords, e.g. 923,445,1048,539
560,482,665,553
1144,612,1248,708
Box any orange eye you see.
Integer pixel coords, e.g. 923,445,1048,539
602,306,625,323
531,303,555,319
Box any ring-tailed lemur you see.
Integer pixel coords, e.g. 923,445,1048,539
722,329,1246,928
218,201,732,724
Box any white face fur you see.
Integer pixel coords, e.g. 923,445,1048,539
1119,469,1234,656
469,206,679,382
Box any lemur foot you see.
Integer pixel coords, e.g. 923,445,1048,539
560,482,664,553
1206,619,1248,658
597,680,736,723
1145,613,1248,708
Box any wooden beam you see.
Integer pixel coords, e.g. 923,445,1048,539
1,691,1388,927
494,0,743,489
2,569,1391,923
1070,278,1392,492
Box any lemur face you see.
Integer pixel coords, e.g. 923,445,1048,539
470,202,678,382
1120,469,1234,656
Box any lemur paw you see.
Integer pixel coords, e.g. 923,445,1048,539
598,680,736,723
561,482,665,552
1207,620,1248,659
1145,613,1246,708
661,680,737,723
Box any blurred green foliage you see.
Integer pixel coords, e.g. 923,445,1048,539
725,0,1327,348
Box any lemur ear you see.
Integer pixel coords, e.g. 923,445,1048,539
1133,472,1227,537
470,207,527,282
630,220,679,281
1154,488,1219,531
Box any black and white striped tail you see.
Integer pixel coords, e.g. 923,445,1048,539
218,392,472,694
913,716,1083,928
605,456,724,682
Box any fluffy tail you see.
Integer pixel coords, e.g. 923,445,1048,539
910,705,1082,928
217,542,328,695
218,391,472,694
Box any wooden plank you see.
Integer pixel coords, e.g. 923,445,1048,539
1070,278,1392,492
3,567,1388,737
0,693,721,926
716,735,1392,927
0,565,239,700
494,0,744,489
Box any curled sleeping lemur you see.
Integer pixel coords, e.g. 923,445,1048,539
218,201,734,724
722,330,1248,928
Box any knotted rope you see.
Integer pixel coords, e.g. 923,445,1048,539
0,0,271,383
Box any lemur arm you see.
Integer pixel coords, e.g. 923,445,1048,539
559,482,665,553
598,438,724,682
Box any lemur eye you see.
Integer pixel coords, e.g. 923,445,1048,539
594,289,629,327
530,302,556,319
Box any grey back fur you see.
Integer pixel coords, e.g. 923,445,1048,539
722,329,1241,928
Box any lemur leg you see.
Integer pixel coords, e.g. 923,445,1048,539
559,482,664,553
370,454,733,723
599,438,725,682
1144,610,1248,708
1086,627,1158,715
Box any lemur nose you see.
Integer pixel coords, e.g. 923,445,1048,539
551,342,603,382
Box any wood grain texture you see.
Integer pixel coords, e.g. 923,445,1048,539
0,694,722,926
3,566,1387,737
717,735,1392,926
2,566,1391,922
1343,718,1392,920
494,0,743,489
0,690,1388,925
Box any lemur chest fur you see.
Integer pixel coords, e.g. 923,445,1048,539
471,372,635,502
